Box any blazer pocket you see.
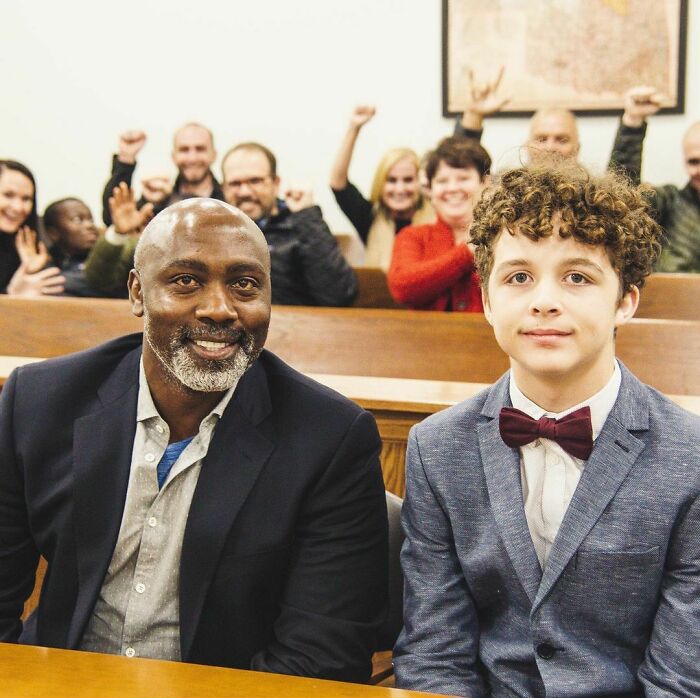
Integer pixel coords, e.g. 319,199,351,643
575,545,660,568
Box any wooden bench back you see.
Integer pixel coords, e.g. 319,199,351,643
636,273,700,321
0,297,698,395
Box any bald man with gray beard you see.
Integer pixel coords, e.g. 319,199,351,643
0,198,388,682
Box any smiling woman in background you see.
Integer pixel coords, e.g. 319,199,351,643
330,106,434,270
387,136,491,312
0,160,64,296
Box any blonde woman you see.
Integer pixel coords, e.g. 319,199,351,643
330,106,434,270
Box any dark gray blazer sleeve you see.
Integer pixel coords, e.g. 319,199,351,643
0,369,40,642
393,426,488,697
638,493,700,696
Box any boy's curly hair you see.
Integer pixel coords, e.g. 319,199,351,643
470,161,663,293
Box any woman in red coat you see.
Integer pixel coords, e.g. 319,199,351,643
387,137,491,312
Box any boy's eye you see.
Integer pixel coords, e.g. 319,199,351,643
508,272,530,284
567,272,589,284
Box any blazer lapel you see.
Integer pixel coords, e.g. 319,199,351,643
68,347,141,647
533,364,650,611
179,360,275,659
479,374,542,605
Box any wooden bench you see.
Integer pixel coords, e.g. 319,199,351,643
636,273,700,321
0,297,698,395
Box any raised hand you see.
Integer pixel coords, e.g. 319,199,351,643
349,105,376,129
117,130,147,164
467,66,509,116
108,182,155,235
15,226,51,273
284,187,314,213
141,175,173,205
622,86,663,128
7,266,65,296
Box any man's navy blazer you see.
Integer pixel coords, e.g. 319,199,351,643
0,333,388,682
394,365,700,697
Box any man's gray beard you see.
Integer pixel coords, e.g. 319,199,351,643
144,313,260,393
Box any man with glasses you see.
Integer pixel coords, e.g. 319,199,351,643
221,142,357,306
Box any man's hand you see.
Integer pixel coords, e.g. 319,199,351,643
15,226,51,274
622,86,663,128
141,175,173,205
7,266,65,296
108,182,154,235
349,105,376,129
117,130,147,165
285,188,314,213
461,66,510,130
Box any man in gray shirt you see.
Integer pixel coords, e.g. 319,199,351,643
0,198,388,682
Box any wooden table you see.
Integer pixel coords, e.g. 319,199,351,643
0,643,449,697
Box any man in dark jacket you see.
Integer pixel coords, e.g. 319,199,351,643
0,199,387,680
221,142,357,306
101,123,224,226
609,85,700,273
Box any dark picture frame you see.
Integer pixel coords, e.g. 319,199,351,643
442,0,688,118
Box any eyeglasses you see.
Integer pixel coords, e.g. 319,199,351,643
225,175,272,191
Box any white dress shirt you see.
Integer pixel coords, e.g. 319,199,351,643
509,362,621,567
80,360,237,660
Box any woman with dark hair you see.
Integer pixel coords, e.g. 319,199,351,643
387,137,492,312
0,160,64,295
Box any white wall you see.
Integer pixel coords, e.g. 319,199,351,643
2,0,698,231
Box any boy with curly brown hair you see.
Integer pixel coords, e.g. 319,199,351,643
394,163,700,697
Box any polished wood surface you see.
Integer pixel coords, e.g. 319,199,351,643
0,643,449,697
3,356,699,496
636,273,700,321
1,297,698,394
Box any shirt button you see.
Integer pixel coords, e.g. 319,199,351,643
135,582,146,594
148,517,157,528
536,642,556,659
456,301,466,310
145,453,155,463
125,647,136,657
155,425,164,434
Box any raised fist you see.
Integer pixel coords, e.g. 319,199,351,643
117,130,147,164
350,105,376,128
284,187,314,213
141,175,173,205
622,86,663,128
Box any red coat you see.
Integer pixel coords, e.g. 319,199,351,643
387,217,483,312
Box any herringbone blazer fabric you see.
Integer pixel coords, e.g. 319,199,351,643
394,364,700,697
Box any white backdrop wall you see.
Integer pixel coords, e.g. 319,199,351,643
1,0,698,232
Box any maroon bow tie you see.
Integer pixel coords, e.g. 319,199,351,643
499,406,594,460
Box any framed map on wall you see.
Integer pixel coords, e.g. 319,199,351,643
442,0,688,117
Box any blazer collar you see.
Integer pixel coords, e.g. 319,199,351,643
533,362,650,610
479,371,543,603
69,343,142,646
179,356,275,659
479,365,651,609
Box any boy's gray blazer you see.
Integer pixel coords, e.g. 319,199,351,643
394,364,700,697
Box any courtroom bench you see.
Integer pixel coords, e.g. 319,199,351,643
0,297,698,395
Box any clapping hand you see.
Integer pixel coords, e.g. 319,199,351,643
15,226,51,273
141,175,173,205
108,182,154,235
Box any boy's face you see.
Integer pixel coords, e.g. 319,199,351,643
483,223,638,391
